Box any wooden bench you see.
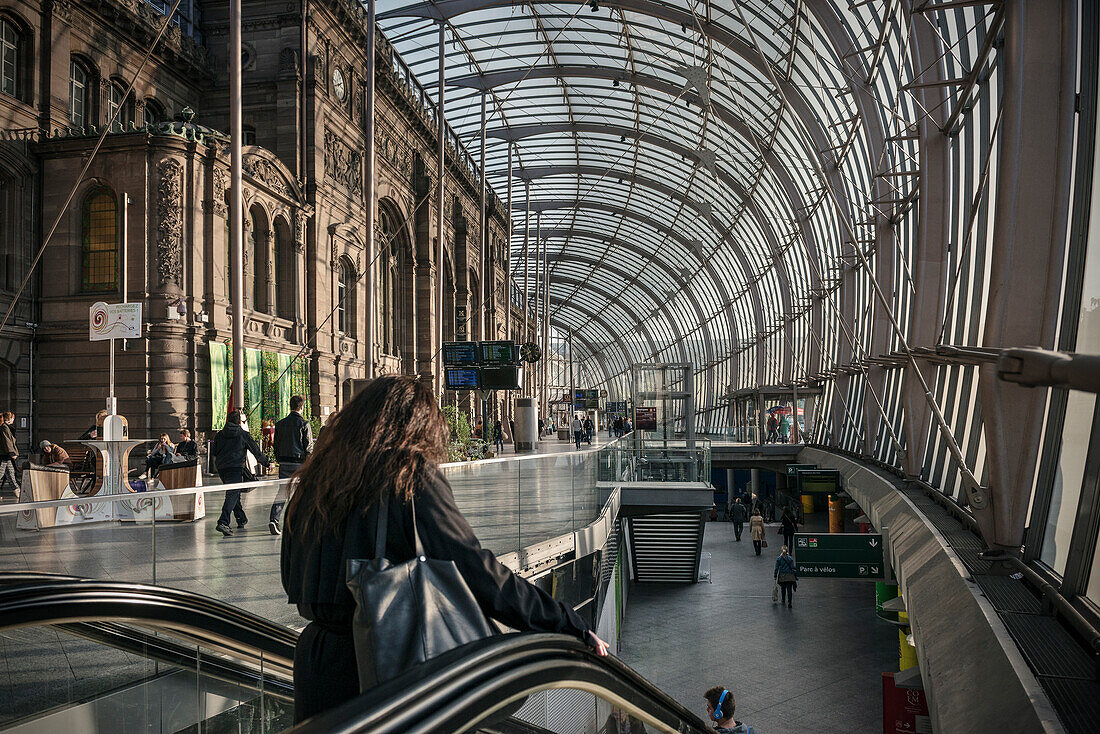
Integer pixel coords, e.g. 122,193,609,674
62,442,102,496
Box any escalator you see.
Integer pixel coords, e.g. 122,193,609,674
0,574,712,734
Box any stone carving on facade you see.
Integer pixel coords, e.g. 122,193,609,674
294,212,306,252
243,156,288,195
279,48,300,78
49,0,73,24
378,125,412,179
155,158,184,287
210,167,228,217
323,130,363,197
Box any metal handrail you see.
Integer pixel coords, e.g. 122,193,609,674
289,633,713,734
0,574,297,676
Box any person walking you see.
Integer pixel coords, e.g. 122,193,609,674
269,395,314,535
779,507,799,552
280,375,609,722
729,497,748,542
0,412,19,497
778,413,791,444
749,508,766,556
583,415,594,444
774,545,798,608
571,414,584,449
492,419,505,454
212,410,270,536
765,414,779,443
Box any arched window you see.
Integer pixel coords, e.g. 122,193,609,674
274,217,296,319
81,187,118,292
107,81,134,132
337,257,355,335
142,99,164,127
69,59,90,128
0,18,20,99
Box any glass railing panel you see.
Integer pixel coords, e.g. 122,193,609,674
473,683,695,734
0,624,161,729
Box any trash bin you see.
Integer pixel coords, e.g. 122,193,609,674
801,493,814,515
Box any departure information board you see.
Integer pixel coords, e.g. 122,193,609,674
443,342,479,366
480,366,522,390
480,341,518,365
797,469,841,494
445,367,480,390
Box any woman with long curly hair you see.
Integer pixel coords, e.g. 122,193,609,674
281,375,608,722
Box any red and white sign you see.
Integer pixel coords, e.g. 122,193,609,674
882,672,931,734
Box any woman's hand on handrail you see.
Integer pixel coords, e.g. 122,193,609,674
587,630,610,657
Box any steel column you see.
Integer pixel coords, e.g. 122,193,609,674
976,0,1077,552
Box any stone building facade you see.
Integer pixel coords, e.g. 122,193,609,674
0,0,523,447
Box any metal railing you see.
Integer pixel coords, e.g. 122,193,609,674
597,435,711,484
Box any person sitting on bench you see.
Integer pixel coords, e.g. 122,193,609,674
39,441,71,468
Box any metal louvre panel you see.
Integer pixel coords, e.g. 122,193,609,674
628,513,705,583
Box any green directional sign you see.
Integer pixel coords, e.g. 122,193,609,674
794,532,886,580
786,463,817,476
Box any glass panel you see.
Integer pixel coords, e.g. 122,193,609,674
1041,62,1100,576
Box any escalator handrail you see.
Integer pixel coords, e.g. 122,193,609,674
290,632,714,734
0,574,297,668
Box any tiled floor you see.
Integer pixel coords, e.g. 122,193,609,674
618,514,899,733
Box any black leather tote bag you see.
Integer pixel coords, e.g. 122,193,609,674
346,495,496,691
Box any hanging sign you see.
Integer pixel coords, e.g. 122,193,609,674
89,302,142,341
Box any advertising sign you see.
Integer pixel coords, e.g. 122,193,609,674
794,533,886,579
882,673,931,733
89,302,142,341
635,406,658,431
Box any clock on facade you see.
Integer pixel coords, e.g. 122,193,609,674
333,68,347,101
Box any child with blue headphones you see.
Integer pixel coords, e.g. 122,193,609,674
703,686,752,733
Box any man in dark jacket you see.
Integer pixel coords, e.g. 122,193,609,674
175,429,198,459
268,395,313,535
729,497,748,542
212,410,269,536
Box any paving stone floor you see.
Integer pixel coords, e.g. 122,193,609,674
618,514,899,734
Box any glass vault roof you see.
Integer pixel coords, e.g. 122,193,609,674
374,1,1000,404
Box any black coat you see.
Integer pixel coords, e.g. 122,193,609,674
212,423,268,473
281,464,590,640
730,503,748,523
274,412,314,463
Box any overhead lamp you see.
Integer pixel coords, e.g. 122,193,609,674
613,78,620,87
620,135,626,143
589,0,599,10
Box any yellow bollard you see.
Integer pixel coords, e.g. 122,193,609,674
828,495,844,533
898,611,918,670
801,493,815,515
